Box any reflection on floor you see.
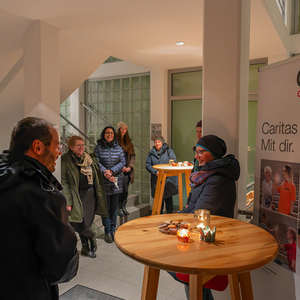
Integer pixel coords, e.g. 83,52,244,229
59,239,187,300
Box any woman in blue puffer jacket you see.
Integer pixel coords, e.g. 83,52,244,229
146,135,178,214
94,126,125,243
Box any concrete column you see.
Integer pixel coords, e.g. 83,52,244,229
23,20,61,178
149,68,168,208
23,20,60,125
150,68,168,142
202,0,251,217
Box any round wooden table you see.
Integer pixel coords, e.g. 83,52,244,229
115,213,278,300
152,164,193,215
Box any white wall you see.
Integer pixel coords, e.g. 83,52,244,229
0,59,24,153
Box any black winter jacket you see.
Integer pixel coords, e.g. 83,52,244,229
0,152,79,300
180,154,240,218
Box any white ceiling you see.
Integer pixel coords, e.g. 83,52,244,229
0,0,291,100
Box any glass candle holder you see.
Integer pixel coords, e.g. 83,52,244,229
177,228,190,242
169,159,175,165
194,209,210,231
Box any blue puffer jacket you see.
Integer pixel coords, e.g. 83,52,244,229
180,154,240,217
146,143,178,198
94,139,125,195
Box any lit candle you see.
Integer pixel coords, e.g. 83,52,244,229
194,209,210,231
177,228,190,242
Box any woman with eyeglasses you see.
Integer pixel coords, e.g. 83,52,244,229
94,126,125,243
273,165,296,216
170,135,240,300
180,135,240,217
146,135,178,214
61,135,108,258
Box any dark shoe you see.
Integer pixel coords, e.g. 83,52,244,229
118,206,125,217
89,234,97,252
104,233,113,243
111,232,115,241
123,200,129,215
81,242,97,258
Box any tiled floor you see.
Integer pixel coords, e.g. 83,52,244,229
59,238,188,300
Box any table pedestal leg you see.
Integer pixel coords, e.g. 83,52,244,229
229,272,254,300
189,274,203,300
229,274,241,300
178,173,183,210
184,170,191,196
141,266,160,300
239,272,253,300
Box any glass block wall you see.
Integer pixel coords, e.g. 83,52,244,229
85,74,151,204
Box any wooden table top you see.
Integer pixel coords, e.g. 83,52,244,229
114,214,278,276
153,164,193,171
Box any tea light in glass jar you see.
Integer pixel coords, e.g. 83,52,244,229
169,159,175,165
177,228,190,242
194,209,210,231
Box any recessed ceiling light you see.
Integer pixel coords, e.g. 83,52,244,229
176,41,185,46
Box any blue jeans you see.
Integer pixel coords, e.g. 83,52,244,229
167,271,214,300
102,194,119,234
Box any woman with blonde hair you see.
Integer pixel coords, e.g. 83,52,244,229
116,122,135,216
61,135,108,258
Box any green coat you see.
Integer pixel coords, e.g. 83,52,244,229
61,151,109,222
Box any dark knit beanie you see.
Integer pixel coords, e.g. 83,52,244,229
196,120,202,128
196,134,227,158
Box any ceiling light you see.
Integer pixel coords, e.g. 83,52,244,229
176,41,185,46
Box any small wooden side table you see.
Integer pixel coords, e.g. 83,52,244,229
152,164,193,215
115,214,279,300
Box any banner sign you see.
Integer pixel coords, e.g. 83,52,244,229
255,56,300,283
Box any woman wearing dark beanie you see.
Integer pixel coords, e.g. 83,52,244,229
170,134,240,300
182,134,240,217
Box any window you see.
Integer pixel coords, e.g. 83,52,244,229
85,74,150,203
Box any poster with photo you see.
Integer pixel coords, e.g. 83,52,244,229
259,159,299,273
254,56,300,279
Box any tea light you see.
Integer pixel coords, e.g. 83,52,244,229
194,209,210,231
177,228,190,242
199,226,217,242
183,161,189,167
169,159,175,165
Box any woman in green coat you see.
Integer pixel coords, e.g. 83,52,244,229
61,136,108,258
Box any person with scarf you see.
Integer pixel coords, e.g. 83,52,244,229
146,135,178,214
170,134,240,300
94,126,126,243
61,135,108,258
116,121,135,216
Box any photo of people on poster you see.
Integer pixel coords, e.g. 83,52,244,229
259,159,299,273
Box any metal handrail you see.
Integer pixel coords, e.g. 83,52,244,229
247,181,254,190
81,102,148,156
60,113,96,146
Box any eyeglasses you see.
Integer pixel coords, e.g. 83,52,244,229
105,132,114,135
195,149,208,156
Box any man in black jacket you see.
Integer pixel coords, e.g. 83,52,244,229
0,117,79,300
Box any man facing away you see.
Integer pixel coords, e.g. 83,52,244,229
0,117,79,300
